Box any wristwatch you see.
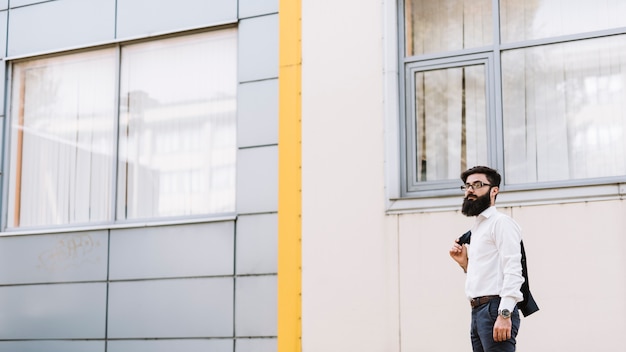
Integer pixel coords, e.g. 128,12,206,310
498,309,511,319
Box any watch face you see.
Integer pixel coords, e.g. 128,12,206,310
500,309,511,318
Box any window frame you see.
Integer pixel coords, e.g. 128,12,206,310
402,53,498,195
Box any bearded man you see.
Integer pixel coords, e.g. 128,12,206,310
449,166,525,352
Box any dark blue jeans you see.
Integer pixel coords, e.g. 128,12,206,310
470,298,520,352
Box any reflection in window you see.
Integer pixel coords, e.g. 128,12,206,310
404,0,492,57
8,49,117,228
501,0,626,43
118,30,237,220
502,35,626,184
411,65,488,184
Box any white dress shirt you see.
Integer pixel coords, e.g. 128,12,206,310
465,206,525,312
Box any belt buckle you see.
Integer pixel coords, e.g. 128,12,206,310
470,297,478,308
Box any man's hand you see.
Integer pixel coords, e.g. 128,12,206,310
493,315,512,342
449,239,468,272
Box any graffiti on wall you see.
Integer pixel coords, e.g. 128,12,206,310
38,233,102,272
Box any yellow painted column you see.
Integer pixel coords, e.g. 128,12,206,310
278,0,302,352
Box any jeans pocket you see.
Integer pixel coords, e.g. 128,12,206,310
487,298,499,322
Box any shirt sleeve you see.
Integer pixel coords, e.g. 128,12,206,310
493,215,524,312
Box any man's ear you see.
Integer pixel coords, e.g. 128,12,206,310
491,186,499,198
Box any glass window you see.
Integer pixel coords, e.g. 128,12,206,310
502,35,626,184
7,29,237,229
118,30,237,220
404,0,492,57
501,0,626,43
401,0,626,196
8,49,117,228
407,63,489,189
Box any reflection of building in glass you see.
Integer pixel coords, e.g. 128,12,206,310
119,92,236,219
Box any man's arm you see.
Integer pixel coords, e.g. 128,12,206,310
494,217,524,310
493,216,524,342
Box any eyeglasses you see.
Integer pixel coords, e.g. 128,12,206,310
460,181,492,192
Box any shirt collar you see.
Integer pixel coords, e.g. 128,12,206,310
478,206,497,220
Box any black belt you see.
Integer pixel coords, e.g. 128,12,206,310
470,295,499,309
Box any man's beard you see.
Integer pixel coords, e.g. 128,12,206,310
461,190,492,216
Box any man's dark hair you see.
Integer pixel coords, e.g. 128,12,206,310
461,166,501,187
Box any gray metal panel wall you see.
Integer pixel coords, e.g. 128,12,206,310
0,59,5,113
107,339,233,352
236,146,278,214
0,0,279,350
8,0,47,8
109,222,234,280
235,275,277,337
238,0,278,19
0,11,6,57
108,277,234,338
0,282,107,339
238,14,279,82
7,0,115,57
237,79,279,148
0,341,104,352
0,231,108,285
116,0,237,39
235,338,278,352
236,214,277,275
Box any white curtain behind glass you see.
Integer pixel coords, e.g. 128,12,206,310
405,0,492,56
502,36,626,184
414,65,488,182
8,50,116,228
118,29,237,220
501,0,626,43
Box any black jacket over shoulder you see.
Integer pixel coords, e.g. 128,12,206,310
458,230,539,317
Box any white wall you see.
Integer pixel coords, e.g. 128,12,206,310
397,200,626,351
301,0,399,351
